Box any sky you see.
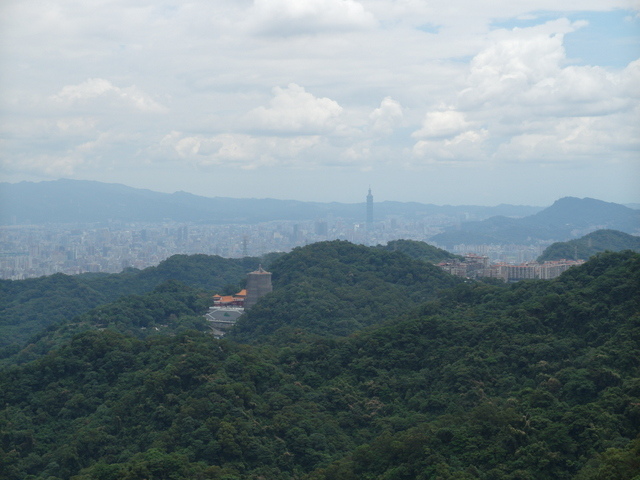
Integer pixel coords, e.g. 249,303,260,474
0,0,639,206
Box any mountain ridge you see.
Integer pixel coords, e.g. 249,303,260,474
0,179,542,225
537,229,640,262
431,196,640,246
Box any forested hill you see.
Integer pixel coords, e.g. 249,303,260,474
0,251,638,479
538,229,640,262
0,240,449,360
377,238,461,262
227,240,462,342
0,254,268,359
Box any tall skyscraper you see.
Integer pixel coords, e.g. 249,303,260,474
366,187,373,231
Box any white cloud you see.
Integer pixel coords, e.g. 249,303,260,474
157,131,324,169
412,129,489,163
0,152,84,177
369,97,403,135
55,117,98,135
51,78,167,113
412,109,473,139
247,83,344,134
494,113,640,164
0,130,139,177
620,58,640,98
405,19,640,168
459,20,577,108
1,0,639,203
249,0,377,35
456,19,637,119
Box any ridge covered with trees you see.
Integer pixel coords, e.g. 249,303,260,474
538,229,640,262
377,239,461,263
0,254,272,360
0,244,639,480
229,241,461,342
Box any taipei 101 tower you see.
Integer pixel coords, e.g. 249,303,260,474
366,187,373,231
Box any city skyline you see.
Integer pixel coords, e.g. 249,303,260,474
1,1,638,205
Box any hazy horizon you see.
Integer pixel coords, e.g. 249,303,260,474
1,1,638,205
6,177,640,209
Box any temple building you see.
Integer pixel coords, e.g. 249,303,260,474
212,289,246,308
206,266,273,337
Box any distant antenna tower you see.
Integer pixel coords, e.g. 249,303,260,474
242,235,249,257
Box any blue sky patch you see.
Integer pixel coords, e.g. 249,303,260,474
417,23,441,34
492,10,639,68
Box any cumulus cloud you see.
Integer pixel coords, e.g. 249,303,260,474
247,83,343,134
458,21,574,108
51,78,167,113
0,129,139,178
0,152,84,177
1,0,638,202
249,0,376,35
157,131,324,169
412,129,489,163
495,113,640,163
369,97,403,135
456,18,634,118
617,58,640,98
412,109,473,139
408,19,640,166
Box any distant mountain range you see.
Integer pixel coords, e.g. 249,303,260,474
0,179,542,225
430,197,640,246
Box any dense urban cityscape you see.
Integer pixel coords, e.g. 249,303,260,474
0,216,549,280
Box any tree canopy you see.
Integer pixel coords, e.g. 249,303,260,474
538,229,640,262
1,249,638,479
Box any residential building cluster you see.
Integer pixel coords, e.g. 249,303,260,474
449,243,545,263
0,217,455,280
1,219,552,280
438,254,585,281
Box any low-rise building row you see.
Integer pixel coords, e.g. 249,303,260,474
438,254,584,282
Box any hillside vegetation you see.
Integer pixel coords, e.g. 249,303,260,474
538,229,640,262
1,247,639,480
377,239,460,263
0,254,267,359
228,241,461,342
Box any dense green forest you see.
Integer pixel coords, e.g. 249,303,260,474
377,239,460,263
1,244,639,479
538,229,640,262
229,241,461,342
0,254,273,359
